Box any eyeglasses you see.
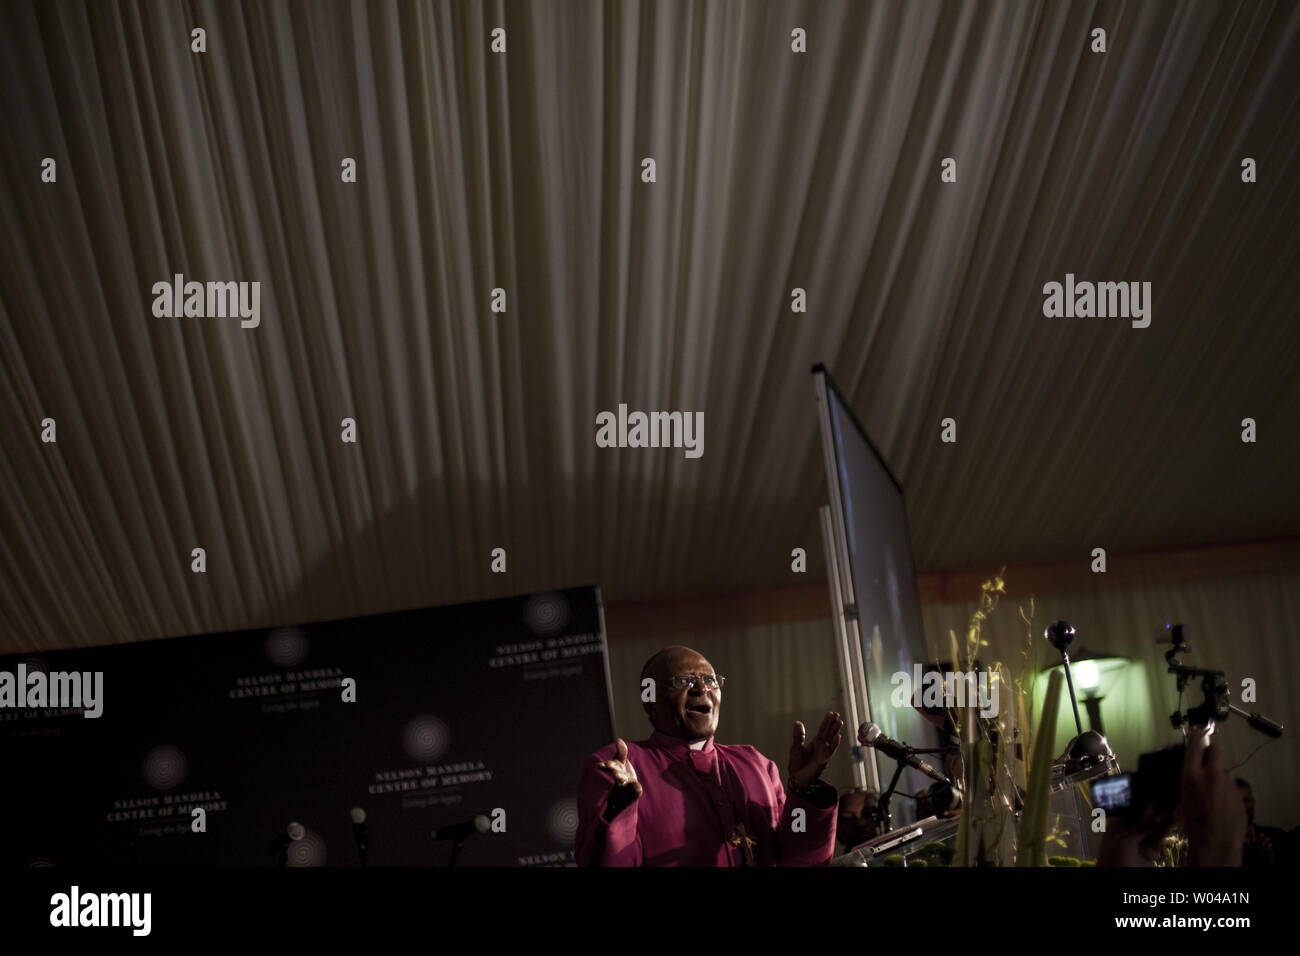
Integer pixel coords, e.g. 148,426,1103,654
668,674,726,691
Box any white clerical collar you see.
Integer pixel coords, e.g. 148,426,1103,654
688,738,709,750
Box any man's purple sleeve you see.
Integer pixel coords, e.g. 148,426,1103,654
767,758,838,866
574,750,643,867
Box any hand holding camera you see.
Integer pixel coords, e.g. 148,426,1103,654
1179,726,1246,867
1095,727,1248,867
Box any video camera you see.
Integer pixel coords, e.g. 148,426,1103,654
1090,623,1280,820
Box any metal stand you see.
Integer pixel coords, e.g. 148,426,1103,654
819,505,873,792
875,761,906,835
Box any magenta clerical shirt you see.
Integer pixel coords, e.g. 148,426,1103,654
575,731,837,866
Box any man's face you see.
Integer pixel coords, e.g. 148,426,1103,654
647,648,722,740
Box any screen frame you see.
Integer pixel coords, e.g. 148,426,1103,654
812,362,931,801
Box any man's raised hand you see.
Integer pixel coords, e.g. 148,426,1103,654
596,738,643,805
788,711,844,791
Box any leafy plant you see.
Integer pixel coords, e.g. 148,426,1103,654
1017,670,1063,866
1158,831,1189,867
952,571,1016,866
914,842,955,866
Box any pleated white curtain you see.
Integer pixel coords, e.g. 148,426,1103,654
3,0,1298,654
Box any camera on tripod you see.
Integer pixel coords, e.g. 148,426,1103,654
1090,622,1281,820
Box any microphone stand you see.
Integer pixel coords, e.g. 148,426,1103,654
1046,621,1085,737
875,762,906,835
1164,625,1284,739
432,818,485,866
873,745,955,835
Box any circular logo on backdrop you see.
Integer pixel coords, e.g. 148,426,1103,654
142,745,188,791
524,592,571,636
403,715,451,762
286,828,327,867
546,798,580,844
265,628,309,668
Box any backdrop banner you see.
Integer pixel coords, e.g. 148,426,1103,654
0,586,612,867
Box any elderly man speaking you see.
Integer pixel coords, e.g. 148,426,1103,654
575,645,843,866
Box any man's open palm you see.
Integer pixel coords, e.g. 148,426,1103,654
596,738,642,798
788,711,843,790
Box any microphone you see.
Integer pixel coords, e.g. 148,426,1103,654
350,807,369,866
432,815,491,842
269,821,305,865
1246,713,1284,738
1229,706,1284,739
858,723,952,786
927,781,964,814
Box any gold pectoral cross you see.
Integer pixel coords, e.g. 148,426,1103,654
728,823,757,867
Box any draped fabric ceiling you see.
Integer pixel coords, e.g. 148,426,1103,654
2,0,1299,653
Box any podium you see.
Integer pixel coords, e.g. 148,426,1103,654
830,753,1121,866
830,815,961,867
